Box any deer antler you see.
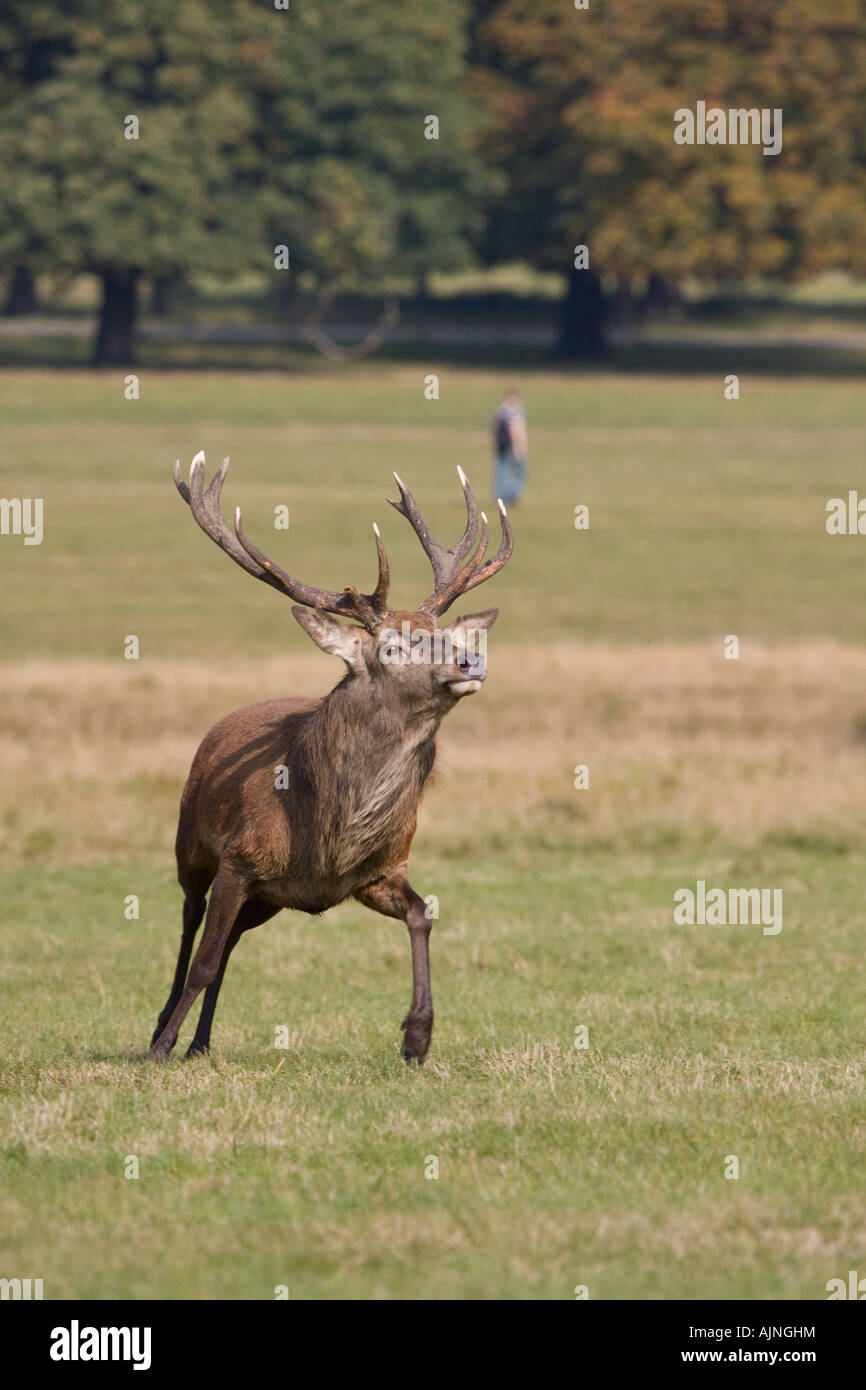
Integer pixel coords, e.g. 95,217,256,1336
174,452,390,630
388,467,513,617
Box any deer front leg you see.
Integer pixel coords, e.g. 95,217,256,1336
402,901,434,1062
185,897,279,1058
149,864,248,1060
150,890,207,1047
354,869,433,1063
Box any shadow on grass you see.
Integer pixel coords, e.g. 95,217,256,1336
76,1048,154,1065
1,335,865,377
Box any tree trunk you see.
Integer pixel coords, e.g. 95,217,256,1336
94,269,139,365
277,275,298,312
3,267,37,316
150,275,176,317
613,274,637,325
641,273,685,322
553,267,606,360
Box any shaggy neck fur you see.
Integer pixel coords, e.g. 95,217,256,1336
294,671,441,877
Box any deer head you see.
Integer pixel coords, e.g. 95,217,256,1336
174,452,514,712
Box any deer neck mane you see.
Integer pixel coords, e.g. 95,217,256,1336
294,672,440,875
316,669,442,768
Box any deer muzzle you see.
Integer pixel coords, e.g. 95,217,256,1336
448,652,486,696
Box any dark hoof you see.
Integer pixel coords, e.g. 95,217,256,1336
400,1015,431,1064
184,1044,209,1060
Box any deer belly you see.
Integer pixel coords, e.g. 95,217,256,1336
254,875,347,916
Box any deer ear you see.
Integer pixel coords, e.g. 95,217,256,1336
291,606,366,672
444,607,499,635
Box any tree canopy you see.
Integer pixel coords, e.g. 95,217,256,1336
475,0,866,352
1,0,865,361
0,0,484,361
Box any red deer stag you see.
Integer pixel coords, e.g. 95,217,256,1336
149,452,513,1063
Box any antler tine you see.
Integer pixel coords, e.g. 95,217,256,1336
176,452,389,628
444,497,514,609
235,499,390,627
424,508,490,616
388,467,481,597
387,472,448,589
175,452,283,590
389,468,512,617
172,456,191,504
371,523,390,611
234,508,355,614
452,466,481,569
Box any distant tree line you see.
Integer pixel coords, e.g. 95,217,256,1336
1,0,864,363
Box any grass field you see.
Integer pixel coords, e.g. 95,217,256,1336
1,362,865,1299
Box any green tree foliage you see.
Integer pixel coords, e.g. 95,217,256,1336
233,1,485,290
0,0,78,313
0,0,483,362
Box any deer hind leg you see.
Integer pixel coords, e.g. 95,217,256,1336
150,889,208,1047
354,869,433,1064
149,864,248,1060
185,897,279,1059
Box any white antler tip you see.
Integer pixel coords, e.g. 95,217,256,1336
191,450,205,470
372,522,380,537
497,497,508,515
393,471,405,488
235,506,242,526
457,465,468,486
481,510,488,523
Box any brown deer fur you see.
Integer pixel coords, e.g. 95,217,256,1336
149,454,512,1063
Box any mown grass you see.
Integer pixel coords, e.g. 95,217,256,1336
3,362,866,663
2,851,864,1300
1,364,865,1299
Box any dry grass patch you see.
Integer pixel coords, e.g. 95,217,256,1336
2,639,866,866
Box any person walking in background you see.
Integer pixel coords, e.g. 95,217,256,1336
492,388,528,504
